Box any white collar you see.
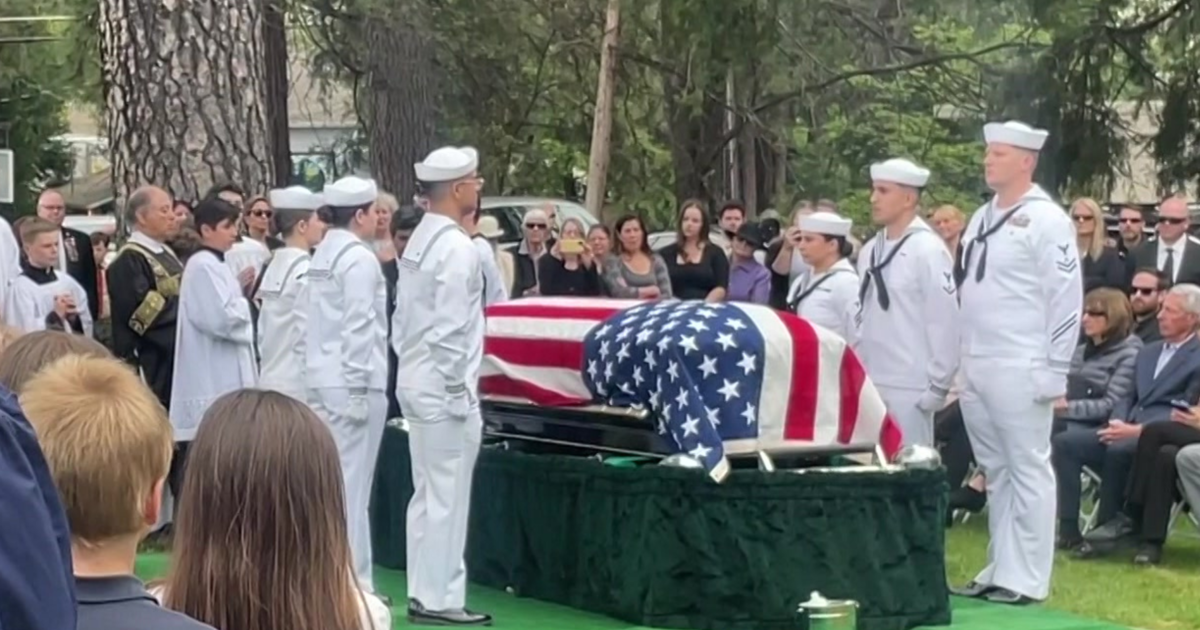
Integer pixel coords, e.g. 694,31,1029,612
129,231,167,253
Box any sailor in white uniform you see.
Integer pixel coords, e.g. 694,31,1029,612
394,146,491,626
954,121,1082,605
304,176,388,594
256,186,326,402
787,211,859,343
856,158,960,447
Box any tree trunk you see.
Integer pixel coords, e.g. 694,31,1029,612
99,0,272,209
263,0,292,188
584,0,621,219
363,1,439,201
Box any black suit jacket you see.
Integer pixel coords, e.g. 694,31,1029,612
60,227,99,320
1132,236,1200,287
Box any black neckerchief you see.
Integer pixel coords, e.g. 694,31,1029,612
19,259,56,285
790,266,851,312
958,202,1025,285
859,233,915,311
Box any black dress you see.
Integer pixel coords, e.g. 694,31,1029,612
1082,247,1128,293
106,242,184,409
659,242,729,301
382,258,401,419
537,256,602,297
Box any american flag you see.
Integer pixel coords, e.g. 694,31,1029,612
481,297,901,481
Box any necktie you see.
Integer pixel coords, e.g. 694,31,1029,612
1164,247,1176,284
958,205,1025,285
859,234,915,311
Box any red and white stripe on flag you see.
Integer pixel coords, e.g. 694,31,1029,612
481,297,901,458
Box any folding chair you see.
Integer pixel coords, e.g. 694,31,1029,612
1079,466,1103,534
1168,479,1200,536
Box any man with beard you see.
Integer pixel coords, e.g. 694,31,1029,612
1130,268,1166,342
394,146,491,626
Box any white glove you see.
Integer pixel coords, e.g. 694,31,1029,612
447,390,470,419
915,390,943,414
1033,370,1067,404
346,395,370,424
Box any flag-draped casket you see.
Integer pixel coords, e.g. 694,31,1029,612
481,297,901,480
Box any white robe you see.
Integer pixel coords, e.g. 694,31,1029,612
394,212,485,612
304,227,388,592
856,216,960,446
168,249,258,441
0,217,19,311
225,237,271,280
4,269,92,336
958,184,1082,600
786,258,859,344
256,247,311,403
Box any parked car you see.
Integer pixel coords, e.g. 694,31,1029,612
647,228,730,252
481,197,597,249
64,211,117,236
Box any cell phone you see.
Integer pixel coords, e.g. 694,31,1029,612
1171,399,1192,411
560,238,585,254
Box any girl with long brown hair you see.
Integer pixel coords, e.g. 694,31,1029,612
157,389,390,630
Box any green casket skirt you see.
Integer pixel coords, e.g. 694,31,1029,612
371,427,951,630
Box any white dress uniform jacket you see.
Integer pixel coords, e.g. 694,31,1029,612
393,213,485,613
787,258,859,343
256,247,312,402
168,249,258,441
856,217,960,446
958,184,1082,600
304,227,389,592
4,268,93,336
0,217,19,310
225,237,271,279
472,236,509,306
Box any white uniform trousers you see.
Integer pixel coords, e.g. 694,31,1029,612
959,356,1056,600
402,394,483,612
876,386,934,447
310,388,388,593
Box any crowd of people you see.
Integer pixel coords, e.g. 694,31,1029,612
2,118,1199,630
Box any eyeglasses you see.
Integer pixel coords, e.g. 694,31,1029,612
250,210,273,219
525,223,547,230
1160,217,1187,225
1084,309,1107,317
1072,215,1094,223
1118,218,1144,224
1132,287,1158,296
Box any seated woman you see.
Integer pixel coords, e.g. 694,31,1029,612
155,389,391,630
602,215,672,299
658,200,728,302
1051,288,1141,550
538,218,603,297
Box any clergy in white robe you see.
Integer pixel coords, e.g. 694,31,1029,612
954,122,1082,605
856,158,960,448
168,197,258,445
256,187,327,402
305,176,388,593
4,218,92,336
0,215,19,312
394,147,491,626
787,212,859,343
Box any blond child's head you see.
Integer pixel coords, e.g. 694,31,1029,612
21,355,171,547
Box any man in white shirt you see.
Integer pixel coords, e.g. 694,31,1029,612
1132,196,1200,286
955,121,1083,605
168,197,258,499
856,158,960,447
256,187,326,402
5,218,93,336
462,205,509,307
395,146,491,626
305,176,388,595
35,189,100,321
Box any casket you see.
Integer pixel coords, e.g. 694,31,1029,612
480,297,901,480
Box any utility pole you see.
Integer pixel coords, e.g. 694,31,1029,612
583,0,620,219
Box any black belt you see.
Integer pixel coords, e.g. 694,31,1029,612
958,205,1024,285
859,233,915,311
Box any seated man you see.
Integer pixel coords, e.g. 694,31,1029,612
1051,284,1200,553
20,354,214,630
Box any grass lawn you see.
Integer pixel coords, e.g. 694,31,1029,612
945,517,1200,630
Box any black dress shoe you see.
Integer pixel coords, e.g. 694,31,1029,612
1055,533,1083,551
1085,514,1135,543
949,487,987,512
985,588,1038,606
949,581,993,598
1133,543,1162,566
407,600,493,627
1073,540,1108,559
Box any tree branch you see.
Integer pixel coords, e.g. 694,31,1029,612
1107,0,1192,36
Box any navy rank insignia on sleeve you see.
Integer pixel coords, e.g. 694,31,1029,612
942,271,956,295
1055,243,1078,273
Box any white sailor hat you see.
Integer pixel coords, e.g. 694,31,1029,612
983,120,1049,151
414,146,479,183
268,186,323,211
323,176,378,208
870,158,930,188
799,211,852,237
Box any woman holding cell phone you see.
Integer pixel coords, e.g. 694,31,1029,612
537,218,603,297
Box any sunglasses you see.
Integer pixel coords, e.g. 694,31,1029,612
1084,309,1107,317
1160,217,1187,225
1118,218,1144,224
1131,287,1158,296
525,223,547,230
1072,215,1094,223
250,210,273,219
